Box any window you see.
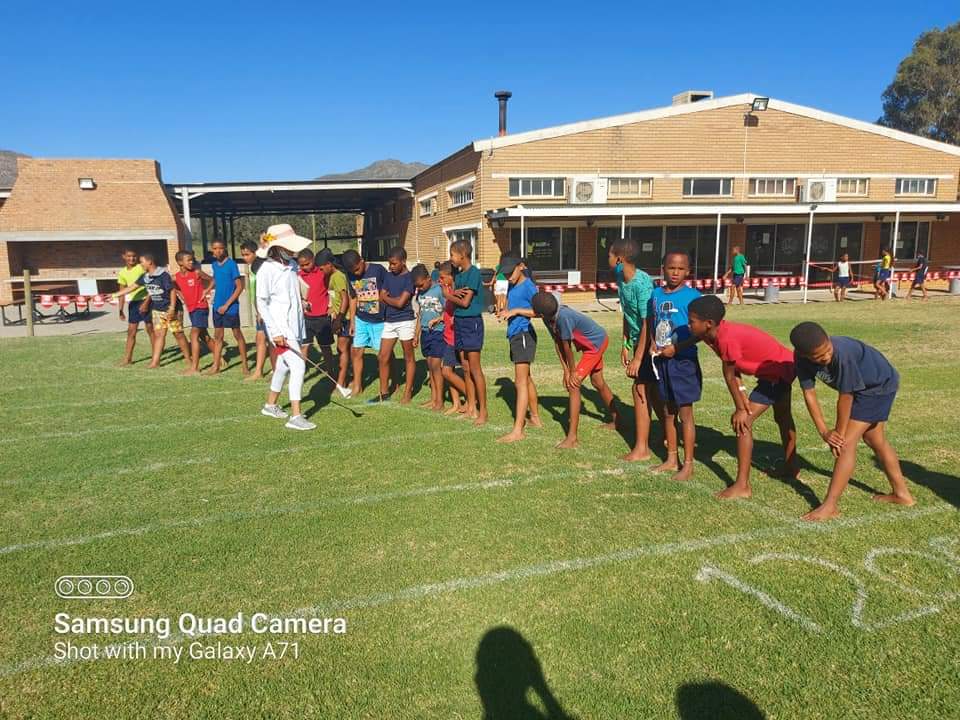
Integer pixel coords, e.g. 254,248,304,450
607,177,653,199
509,227,577,271
449,186,474,207
895,178,937,196
418,196,436,216
837,177,869,196
446,228,477,245
508,177,566,198
881,221,930,260
748,178,795,196
682,177,733,197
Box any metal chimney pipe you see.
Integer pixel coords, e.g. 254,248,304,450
494,90,512,136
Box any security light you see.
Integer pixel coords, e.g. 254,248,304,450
78,178,96,190
751,97,769,112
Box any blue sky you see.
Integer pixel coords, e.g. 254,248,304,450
2,1,955,182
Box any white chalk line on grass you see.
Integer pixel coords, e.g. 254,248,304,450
0,464,629,557
0,502,951,678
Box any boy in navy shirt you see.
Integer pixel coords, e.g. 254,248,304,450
531,291,618,449
648,251,701,481
907,253,928,301
208,238,249,376
790,322,915,521
444,240,488,425
377,246,417,404
495,257,543,443
342,248,388,398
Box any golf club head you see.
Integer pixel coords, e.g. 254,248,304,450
337,385,353,399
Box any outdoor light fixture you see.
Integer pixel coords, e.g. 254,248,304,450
585,218,595,228
751,97,769,112
78,178,96,190
495,217,505,228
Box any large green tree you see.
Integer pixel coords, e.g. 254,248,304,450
879,20,960,145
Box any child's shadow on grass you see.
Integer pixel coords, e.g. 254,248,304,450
853,457,960,510
675,680,765,719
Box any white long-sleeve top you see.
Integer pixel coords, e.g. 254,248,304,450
255,259,306,347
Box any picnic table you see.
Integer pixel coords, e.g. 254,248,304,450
753,270,792,302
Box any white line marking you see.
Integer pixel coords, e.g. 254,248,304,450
0,503,950,678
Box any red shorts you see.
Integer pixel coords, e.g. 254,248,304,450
575,336,608,380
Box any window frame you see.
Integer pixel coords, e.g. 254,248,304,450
508,177,567,199
418,196,436,217
509,225,579,272
895,178,937,196
747,177,796,197
682,177,734,197
836,177,870,197
606,176,653,199
448,185,474,208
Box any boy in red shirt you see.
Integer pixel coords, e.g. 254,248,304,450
174,250,216,375
664,294,799,499
296,249,334,374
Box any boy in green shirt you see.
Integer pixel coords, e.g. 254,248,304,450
725,246,748,305
116,248,154,365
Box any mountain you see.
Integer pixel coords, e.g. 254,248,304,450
0,150,29,188
319,159,429,181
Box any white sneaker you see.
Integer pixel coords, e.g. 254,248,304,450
261,404,288,420
285,414,316,431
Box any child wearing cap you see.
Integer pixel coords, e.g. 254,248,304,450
531,291,619,449
495,257,542,443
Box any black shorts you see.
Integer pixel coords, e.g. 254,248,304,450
749,379,792,406
304,315,334,346
127,298,151,325
509,331,537,364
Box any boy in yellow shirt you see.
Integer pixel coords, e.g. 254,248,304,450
116,248,154,365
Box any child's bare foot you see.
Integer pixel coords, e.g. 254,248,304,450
180,368,199,377
873,492,916,507
497,430,525,443
241,368,250,378
117,359,132,367
672,464,694,482
716,482,752,499
600,421,617,431
556,437,578,449
444,405,460,416
146,363,159,370
527,415,543,428
420,399,435,409
400,394,412,405
204,367,221,376
622,448,652,462
801,504,841,522
244,372,263,382
652,455,679,473
473,413,488,427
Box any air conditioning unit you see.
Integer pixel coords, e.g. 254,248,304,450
570,176,608,204
800,178,838,203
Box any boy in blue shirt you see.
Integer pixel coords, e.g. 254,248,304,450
412,263,446,411
208,238,249,376
495,257,543,443
790,322,915,522
444,240,488,425
609,237,655,462
648,251,701,481
377,246,416,404
531,291,618,449
342,248,388,398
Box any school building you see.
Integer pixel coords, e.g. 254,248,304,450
362,91,960,294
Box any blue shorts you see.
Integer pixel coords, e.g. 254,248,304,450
851,392,896,424
879,269,891,281
913,273,926,286
255,318,266,333
188,308,209,329
749,379,792,407
732,274,744,287
127,299,151,325
420,329,445,359
454,315,484,352
212,310,240,329
353,317,383,350
655,356,702,407
836,276,851,288
442,342,460,368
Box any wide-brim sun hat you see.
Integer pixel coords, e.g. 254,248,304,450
256,223,312,258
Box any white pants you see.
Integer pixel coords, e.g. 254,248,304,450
270,349,305,402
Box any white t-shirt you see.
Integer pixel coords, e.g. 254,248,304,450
837,261,850,278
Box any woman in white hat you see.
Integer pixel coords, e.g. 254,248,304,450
255,224,315,430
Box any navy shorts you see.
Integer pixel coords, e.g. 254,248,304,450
913,273,926,286
636,353,657,384
454,315,484,352
442,342,460,368
749,379,792,406
851,392,896,424
732,274,744,287
879,269,891,281
304,315,334,346
127,299,151,325
256,318,266,333
420,329,445,359
212,310,240,329
655,356,702,407
188,308,209,329
836,277,851,288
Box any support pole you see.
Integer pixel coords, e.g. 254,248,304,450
891,210,901,297
180,188,192,242
200,214,208,259
620,213,626,240
520,211,526,257
243,263,254,329
311,214,317,253
24,269,34,337
802,205,816,304
229,216,236,258
713,212,722,294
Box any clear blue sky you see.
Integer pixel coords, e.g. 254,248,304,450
2,1,955,182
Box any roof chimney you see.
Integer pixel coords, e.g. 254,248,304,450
672,89,714,105
495,90,512,136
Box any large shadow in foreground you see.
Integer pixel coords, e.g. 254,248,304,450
676,680,766,719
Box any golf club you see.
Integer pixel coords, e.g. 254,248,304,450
283,345,353,398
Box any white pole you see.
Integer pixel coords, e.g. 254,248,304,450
520,210,526,257
802,205,816,304
180,188,192,241
891,210,900,297
713,211,722,294
620,213,626,240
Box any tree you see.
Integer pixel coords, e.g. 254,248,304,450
879,21,960,145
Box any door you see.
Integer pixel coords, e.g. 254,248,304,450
774,224,807,277
808,223,836,285
746,225,775,274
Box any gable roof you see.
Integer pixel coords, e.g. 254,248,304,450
472,93,960,158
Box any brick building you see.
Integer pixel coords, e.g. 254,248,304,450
362,92,960,295
0,158,187,304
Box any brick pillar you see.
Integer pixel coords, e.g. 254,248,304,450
931,215,960,265
0,241,11,304
577,225,597,284
863,222,882,262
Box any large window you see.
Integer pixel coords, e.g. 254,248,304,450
595,225,727,281
510,227,577,272
508,177,566,198
418,195,437,216
746,223,863,280
895,178,937,196
881,221,930,261
682,177,733,197
607,177,653,199
748,178,795,197
837,177,869,196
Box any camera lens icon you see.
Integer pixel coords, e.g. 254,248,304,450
55,575,134,600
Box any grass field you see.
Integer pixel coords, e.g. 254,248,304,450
1,299,959,719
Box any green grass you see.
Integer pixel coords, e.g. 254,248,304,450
1,299,959,719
